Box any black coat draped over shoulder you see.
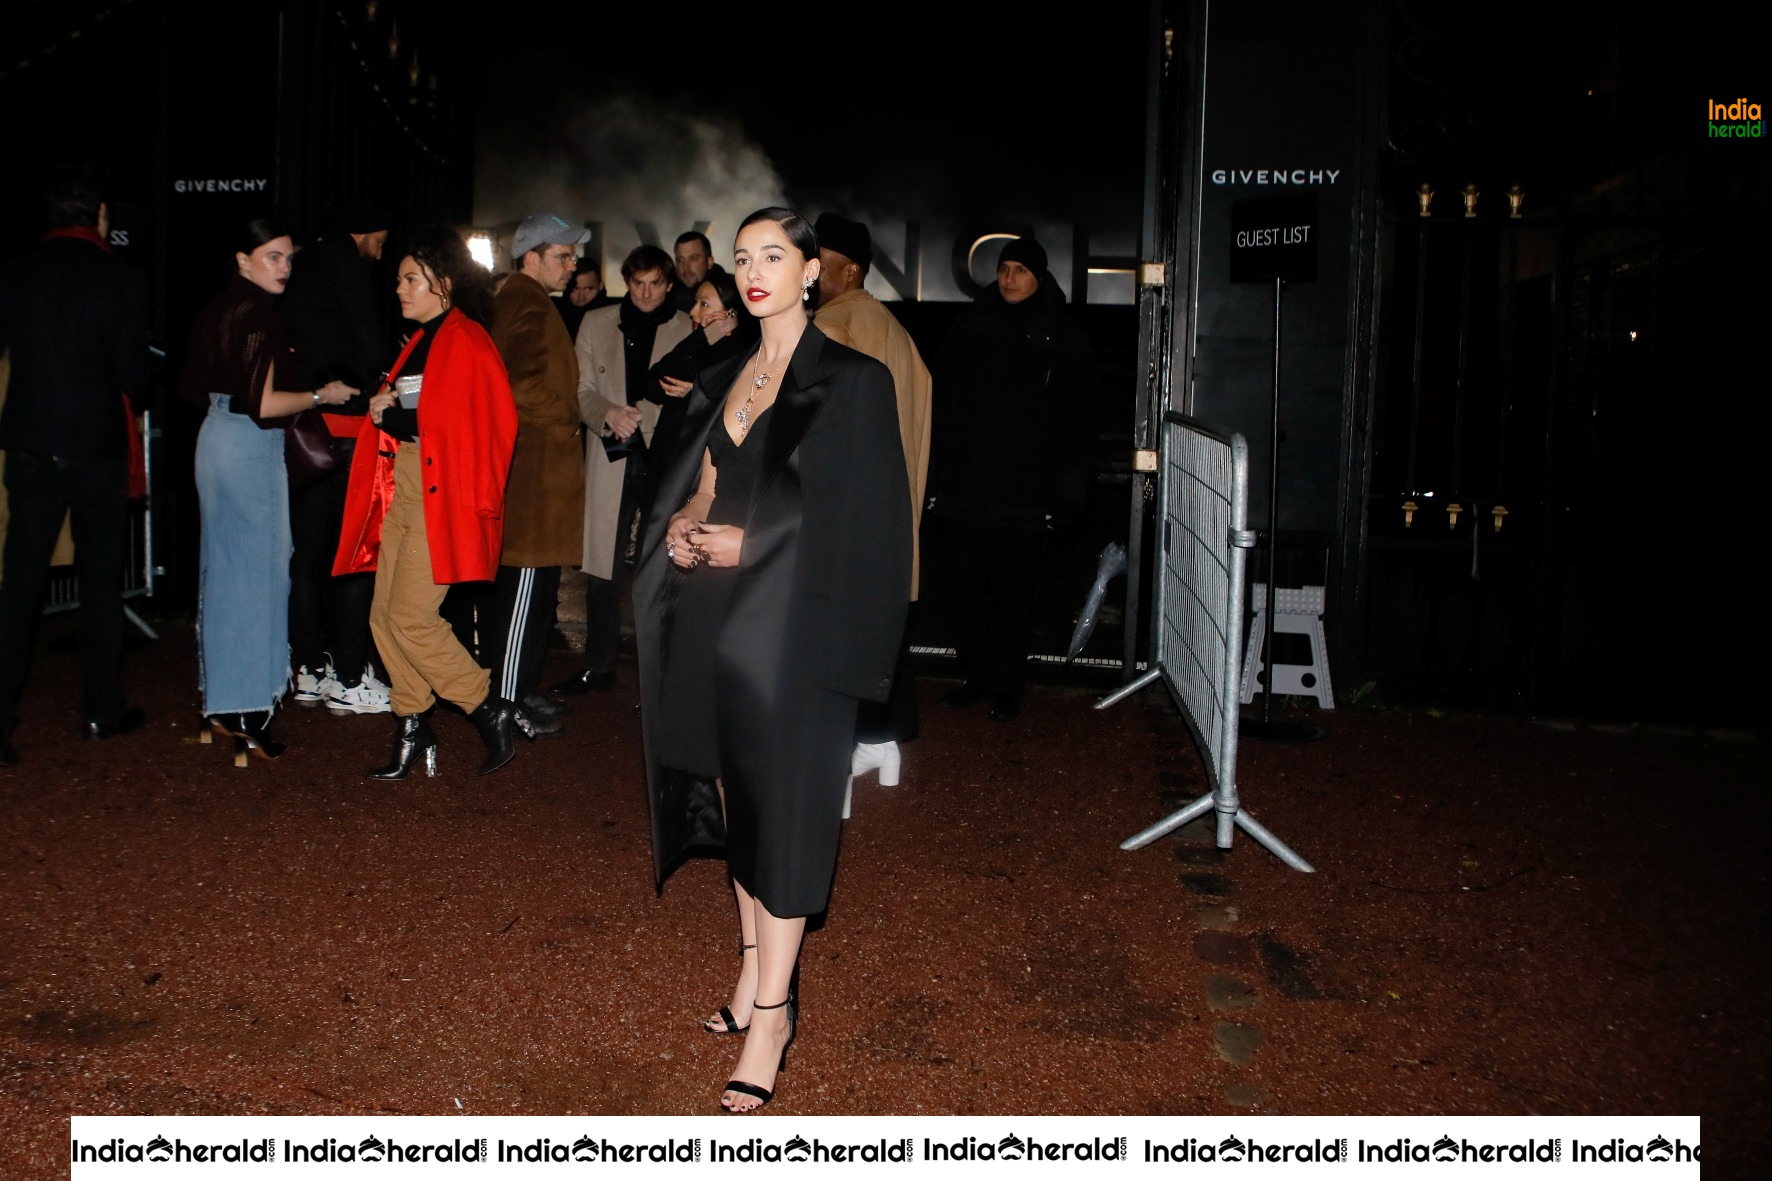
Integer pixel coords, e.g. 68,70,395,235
632,324,911,910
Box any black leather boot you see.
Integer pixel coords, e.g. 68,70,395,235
468,695,522,776
369,713,438,779
205,710,287,766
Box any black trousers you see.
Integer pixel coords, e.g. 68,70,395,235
485,563,561,703
288,450,375,681
0,452,130,730
441,581,494,665
940,518,1045,699
581,453,647,677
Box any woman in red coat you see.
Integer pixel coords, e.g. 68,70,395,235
332,227,525,776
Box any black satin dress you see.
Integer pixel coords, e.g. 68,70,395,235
636,326,911,919
655,405,774,776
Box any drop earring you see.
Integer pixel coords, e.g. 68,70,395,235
801,280,811,302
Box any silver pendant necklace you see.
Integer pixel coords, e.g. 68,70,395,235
734,358,773,437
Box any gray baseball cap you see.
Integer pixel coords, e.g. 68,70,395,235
511,213,590,260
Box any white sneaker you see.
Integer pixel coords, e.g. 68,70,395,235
293,660,340,706
327,666,392,715
292,665,324,705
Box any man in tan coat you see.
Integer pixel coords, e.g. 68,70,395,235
553,244,692,696
487,213,589,731
812,213,932,800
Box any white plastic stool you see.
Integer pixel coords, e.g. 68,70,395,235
1240,583,1335,709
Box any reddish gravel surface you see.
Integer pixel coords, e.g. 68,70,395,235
2,613,1767,1177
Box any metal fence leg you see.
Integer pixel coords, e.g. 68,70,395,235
1232,810,1315,872
1120,788,1314,871
1095,668,1162,711
1118,790,1215,850
123,604,159,641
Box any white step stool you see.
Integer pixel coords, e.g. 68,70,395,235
1240,583,1335,709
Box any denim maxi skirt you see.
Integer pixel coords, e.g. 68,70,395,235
195,394,292,714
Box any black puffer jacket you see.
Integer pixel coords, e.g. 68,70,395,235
929,277,1101,528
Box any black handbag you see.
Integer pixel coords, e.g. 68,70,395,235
285,408,347,489
601,426,645,458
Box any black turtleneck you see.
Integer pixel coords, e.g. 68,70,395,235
378,311,447,441
618,297,678,406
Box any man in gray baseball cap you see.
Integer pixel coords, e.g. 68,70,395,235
485,212,593,734
510,212,591,266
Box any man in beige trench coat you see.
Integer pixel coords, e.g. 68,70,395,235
553,244,692,696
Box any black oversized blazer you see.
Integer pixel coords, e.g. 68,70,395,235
632,324,912,902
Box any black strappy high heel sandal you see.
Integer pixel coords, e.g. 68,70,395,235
704,942,757,1035
722,985,800,1106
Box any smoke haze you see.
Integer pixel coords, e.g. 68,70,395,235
474,94,787,288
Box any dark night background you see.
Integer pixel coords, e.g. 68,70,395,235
2,0,1768,723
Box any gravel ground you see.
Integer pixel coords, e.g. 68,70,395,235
1,613,1766,1177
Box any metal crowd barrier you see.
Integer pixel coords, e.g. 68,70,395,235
40,411,160,640
1095,411,1312,871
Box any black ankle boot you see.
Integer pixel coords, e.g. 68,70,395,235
239,710,287,761
206,710,286,765
468,695,521,776
369,713,438,779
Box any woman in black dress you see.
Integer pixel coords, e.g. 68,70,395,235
633,208,910,1112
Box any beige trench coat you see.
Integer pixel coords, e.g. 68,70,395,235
814,289,932,598
573,303,693,578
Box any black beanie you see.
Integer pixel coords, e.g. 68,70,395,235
997,236,1047,275
814,212,872,268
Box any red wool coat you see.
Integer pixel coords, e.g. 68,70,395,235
332,310,518,584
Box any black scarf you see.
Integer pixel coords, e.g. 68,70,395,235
618,296,677,406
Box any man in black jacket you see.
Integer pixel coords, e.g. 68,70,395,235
279,201,394,716
928,236,1102,723
0,168,151,765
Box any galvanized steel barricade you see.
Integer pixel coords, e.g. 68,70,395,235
1096,411,1312,871
40,411,160,640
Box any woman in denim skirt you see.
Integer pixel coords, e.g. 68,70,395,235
178,218,357,764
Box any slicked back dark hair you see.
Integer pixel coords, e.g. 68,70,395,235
231,217,294,258
407,226,494,326
735,207,817,265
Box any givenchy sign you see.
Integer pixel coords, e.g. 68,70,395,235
1211,168,1341,186
174,178,270,194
